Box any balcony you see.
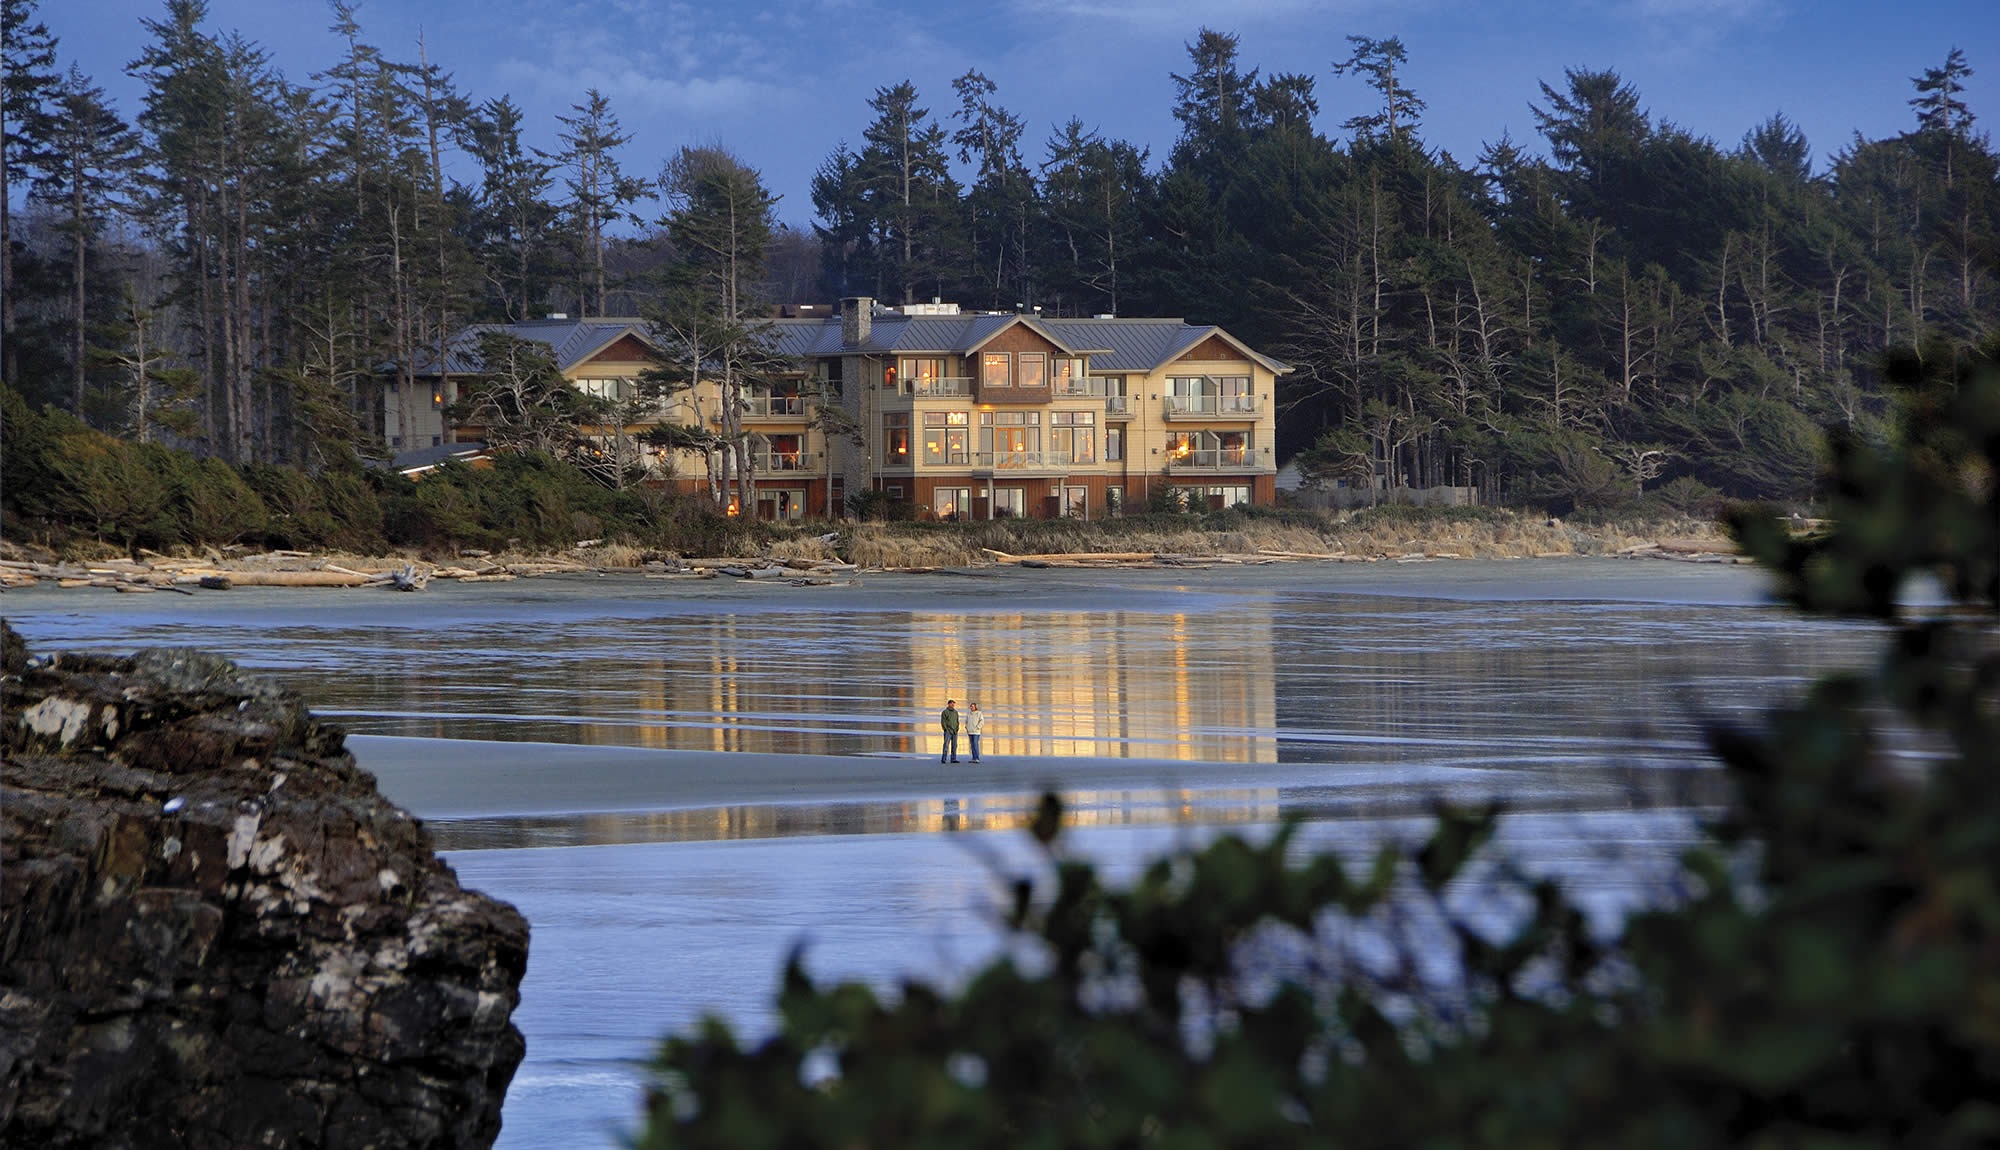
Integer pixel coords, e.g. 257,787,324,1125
1164,448,1265,472
1163,394,1263,420
970,450,1073,476
743,396,807,419
910,377,973,398
1103,395,1133,420
751,451,817,475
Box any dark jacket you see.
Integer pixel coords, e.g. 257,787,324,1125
939,707,960,734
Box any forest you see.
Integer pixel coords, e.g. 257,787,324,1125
2,0,1995,517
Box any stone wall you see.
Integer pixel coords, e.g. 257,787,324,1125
1,626,529,1149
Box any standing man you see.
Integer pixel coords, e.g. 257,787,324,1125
965,702,984,763
939,699,961,763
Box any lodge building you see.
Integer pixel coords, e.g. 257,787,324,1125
393,298,1287,520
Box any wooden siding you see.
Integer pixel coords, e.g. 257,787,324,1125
580,333,654,366
974,323,1061,405
1176,335,1244,364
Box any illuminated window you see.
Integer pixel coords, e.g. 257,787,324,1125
1051,411,1095,464
923,411,969,464
933,487,971,521
1052,357,1088,393
883,412,911,463
978,411,1038,462
981,352,1010,388
1017,352,1047,390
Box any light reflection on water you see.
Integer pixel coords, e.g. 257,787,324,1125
3,579,1874,787
313,607,1280,764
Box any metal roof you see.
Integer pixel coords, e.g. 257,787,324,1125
412,312,1287,377
411,318,657,377
1040,318,1291,375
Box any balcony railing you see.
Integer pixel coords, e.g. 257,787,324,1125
1165,448,1255,471
1104,395,1132,417
751,451,816,474
910,377,973,397
744,396,807,418
971,450,1073,472
1164,394,1263,418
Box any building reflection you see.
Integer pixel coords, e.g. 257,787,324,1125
336,607,1281,764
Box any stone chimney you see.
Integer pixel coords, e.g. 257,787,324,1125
840,297,873,347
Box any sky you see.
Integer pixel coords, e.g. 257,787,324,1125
36,0,2000,229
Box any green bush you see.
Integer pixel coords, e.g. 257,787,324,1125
636,342,2000,1146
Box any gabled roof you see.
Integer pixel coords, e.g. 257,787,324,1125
1039,318,1290,375
411,318,659,377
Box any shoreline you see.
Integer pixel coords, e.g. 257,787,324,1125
0,512,1743,594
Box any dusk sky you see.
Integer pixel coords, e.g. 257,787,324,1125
42,0,2000,229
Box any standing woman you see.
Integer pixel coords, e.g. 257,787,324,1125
965,702,984,763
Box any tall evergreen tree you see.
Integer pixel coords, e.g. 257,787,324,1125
951,70,1036,309
1170,28,1257,174
1,0,60,387
810,141,869,299
1332,35,1424,145
1740,112,1812,184
1910,47,1975,136
466,95,556,321
1040,120,1148,316
856,81,960,304
28,65,139,420
545,88,645,316
650,146,779,513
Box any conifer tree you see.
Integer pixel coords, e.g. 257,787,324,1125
651,147,780,514
1,0,59,387
1332,35,1424,144
30,66,139,421
857,81,960,303
467,96,556,321
545,89,646,316
951,70,1036,309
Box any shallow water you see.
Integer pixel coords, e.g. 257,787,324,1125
1,559,1884,1147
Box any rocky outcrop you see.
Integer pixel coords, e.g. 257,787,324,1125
1,625,529,1149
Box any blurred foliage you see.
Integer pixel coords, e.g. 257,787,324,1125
637,341,2000,1147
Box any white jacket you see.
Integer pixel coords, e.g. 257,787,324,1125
964,709,984,735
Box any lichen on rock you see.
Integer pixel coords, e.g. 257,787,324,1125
1,622,530,1149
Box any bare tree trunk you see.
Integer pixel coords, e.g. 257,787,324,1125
235,135,256,462
71,171,88,419
389,193,415,451
420,34,455,442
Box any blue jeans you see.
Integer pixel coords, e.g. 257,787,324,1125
968,734,981,761
941,730,958,761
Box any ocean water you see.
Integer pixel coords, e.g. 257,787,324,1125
1,559,1884,1147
